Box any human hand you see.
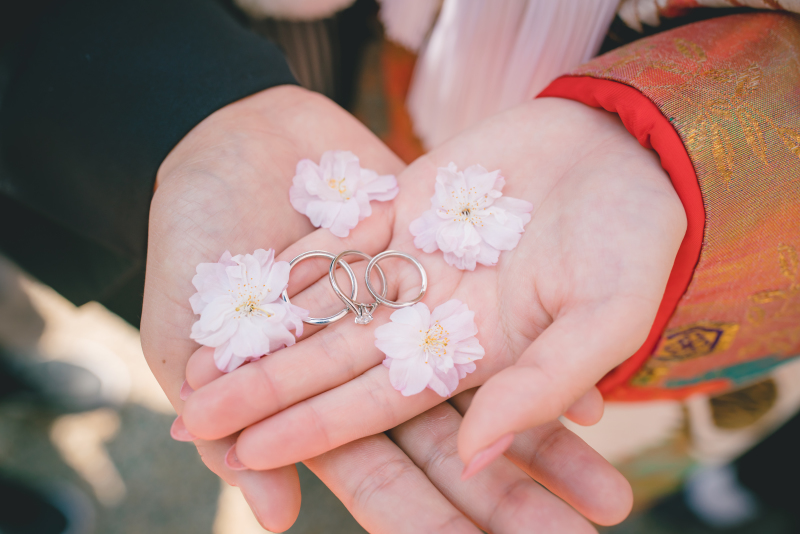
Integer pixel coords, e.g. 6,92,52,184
181,96,686,487
140,84,403,530
186,347,631,532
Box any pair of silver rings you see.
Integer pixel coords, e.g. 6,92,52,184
280,250,428,326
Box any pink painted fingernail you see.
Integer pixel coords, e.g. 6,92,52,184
225,444,248,471
461,433,514,481
170,416,196,442
179,380,194,401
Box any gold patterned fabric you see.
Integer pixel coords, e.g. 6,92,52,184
618,0,800,32
559,13,800,400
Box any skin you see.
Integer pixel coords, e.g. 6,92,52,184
143,85,400,530
143,85,672,531
186,351,630,532
180,95,687,482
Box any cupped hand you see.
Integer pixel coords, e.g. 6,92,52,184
140,84,402,531
181,96,686,496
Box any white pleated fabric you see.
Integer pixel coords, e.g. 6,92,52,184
377,0,443,52
405,0,619,149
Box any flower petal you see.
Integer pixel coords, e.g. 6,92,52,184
473,242,500,267
189,292,207,315
436,220,481,253
389,356,433,397
388,304,429,328
228,318,271,358
452,336,485,364
410,210,444,253
428,366,460,397
305,200,342,229
328,198,360,237
213,341,240,374
374,324,423,360
462,165,501,198
289,162,321,214
360,169,399,201
443,250,478,271
196,297,236,333
477,220,523,252
492,196,533,222
355,190,372,221
261,261,290,302
454,361,477,379
191,309,238,347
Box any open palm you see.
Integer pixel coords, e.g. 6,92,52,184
141,85,401,529
145,87,633,532
182,97,686,476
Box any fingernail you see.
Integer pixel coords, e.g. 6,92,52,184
225,444,248,471
179,380,194,401
461,433,514,481
170,416,196,442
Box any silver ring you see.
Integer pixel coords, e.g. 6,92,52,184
281,251,357,326
329,250,387,325
365,251,427,309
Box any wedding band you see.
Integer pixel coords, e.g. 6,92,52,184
365,251,427,309
329,250,387,325
281,250,357,326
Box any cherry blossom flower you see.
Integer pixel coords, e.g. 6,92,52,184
290,150,399,237
189,249,308,373
409,163,533,270
374,299,484,397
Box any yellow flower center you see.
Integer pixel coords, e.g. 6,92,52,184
328,177,351,200
420,321,450,363
231,282,273,319
443,186,490,226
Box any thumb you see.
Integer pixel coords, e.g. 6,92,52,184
458,295,658,469
563,386,604,426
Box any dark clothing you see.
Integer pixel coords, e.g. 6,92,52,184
0,0,295,320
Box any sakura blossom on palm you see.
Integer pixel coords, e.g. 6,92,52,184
374,299,484,397
289,150,399,238
409,163,533,270
189,249,308,373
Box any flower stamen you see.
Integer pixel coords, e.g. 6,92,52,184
327,177,351,200
420,321,450,364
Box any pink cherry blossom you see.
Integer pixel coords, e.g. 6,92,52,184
290,150,399,237
189,249,308,373
374,300,484,397
409,163,533,270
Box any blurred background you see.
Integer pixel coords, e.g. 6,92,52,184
2,1,800,533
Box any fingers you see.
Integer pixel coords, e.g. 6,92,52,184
185,346,225,389
192,437,302,532
176,372,303,532
457,297,657,474
390,402,597,533
563,386,604,426
182,306,391,440
450,390,632,526
305,434,482,534
232,361,464,470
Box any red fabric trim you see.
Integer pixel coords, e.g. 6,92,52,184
537,76,706,401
